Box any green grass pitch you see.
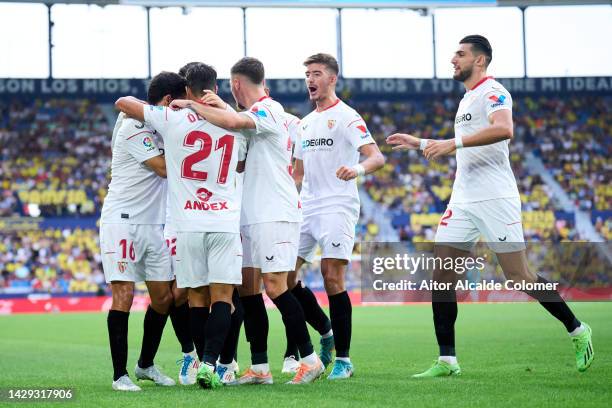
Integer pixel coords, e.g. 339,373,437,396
1,302,610,408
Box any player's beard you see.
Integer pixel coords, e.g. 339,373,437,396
453,66,473,82
234,95,245,111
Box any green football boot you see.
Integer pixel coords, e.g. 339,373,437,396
572,323,594,372
196,363,223,389
412,360,461,378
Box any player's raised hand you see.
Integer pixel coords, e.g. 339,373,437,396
200,90,227,109
170,99,190,110
386,133,421,150
424,139,456,160
336,165,358,181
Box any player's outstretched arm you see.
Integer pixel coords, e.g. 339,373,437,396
336,143,385,181
386,133,428,150
115,96,146,122
423,110,513,160
171,94,255,131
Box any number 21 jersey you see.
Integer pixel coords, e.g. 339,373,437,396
144,106,247,233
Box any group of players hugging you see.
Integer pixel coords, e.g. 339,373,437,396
101,35,594,392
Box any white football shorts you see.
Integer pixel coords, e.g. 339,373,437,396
434,198,526,253
298,212,356,263
163,224,178,276
175,231,242,288
241,221,300,273
100,223,172,283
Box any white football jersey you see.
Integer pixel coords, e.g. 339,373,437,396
239,97,301,226
110,112,125,150
101,116,167,224
164,194,173,232
285,112,301,146
161,112,172,233
294,99,375,221
450,77,520,204
144,105,246,233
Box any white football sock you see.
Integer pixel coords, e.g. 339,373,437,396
569,323,585,337
322,330,333,339
336,357,351,364
251,363,270,373
301,352,318,366
438,356,458,365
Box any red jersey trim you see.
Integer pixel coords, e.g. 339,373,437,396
126,130,153,140
317,98,340,112
346,118,363,128
471,76,494,90
261,105,276,123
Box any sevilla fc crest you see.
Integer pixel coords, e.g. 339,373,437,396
117,261,128,273
327,119,336,129
196,187,213,202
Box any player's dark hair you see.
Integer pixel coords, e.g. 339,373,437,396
147,71,187,105
303,53,339,75
178,62,201,78
231,57,265,85
460,35,493,67
185,63,217,98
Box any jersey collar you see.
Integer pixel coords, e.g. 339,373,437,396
470,76,494,91
257,95,271,102
316,98,341,113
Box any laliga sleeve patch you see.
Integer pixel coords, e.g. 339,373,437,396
142,135,155,151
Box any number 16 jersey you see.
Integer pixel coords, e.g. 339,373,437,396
144,105,247,233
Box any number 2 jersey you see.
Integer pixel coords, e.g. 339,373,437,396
144,106,247,233
100,114,166,224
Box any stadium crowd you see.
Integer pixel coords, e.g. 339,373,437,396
523,96,611,213
359,96,590,243
0,99,110,217
0,228,104,294
0,94,609,294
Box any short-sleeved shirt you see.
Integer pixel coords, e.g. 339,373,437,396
294,99,375,221
238,96,301,226
144,105,247,233
284,112,301,146
450,77,519,204
101,116,166,224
